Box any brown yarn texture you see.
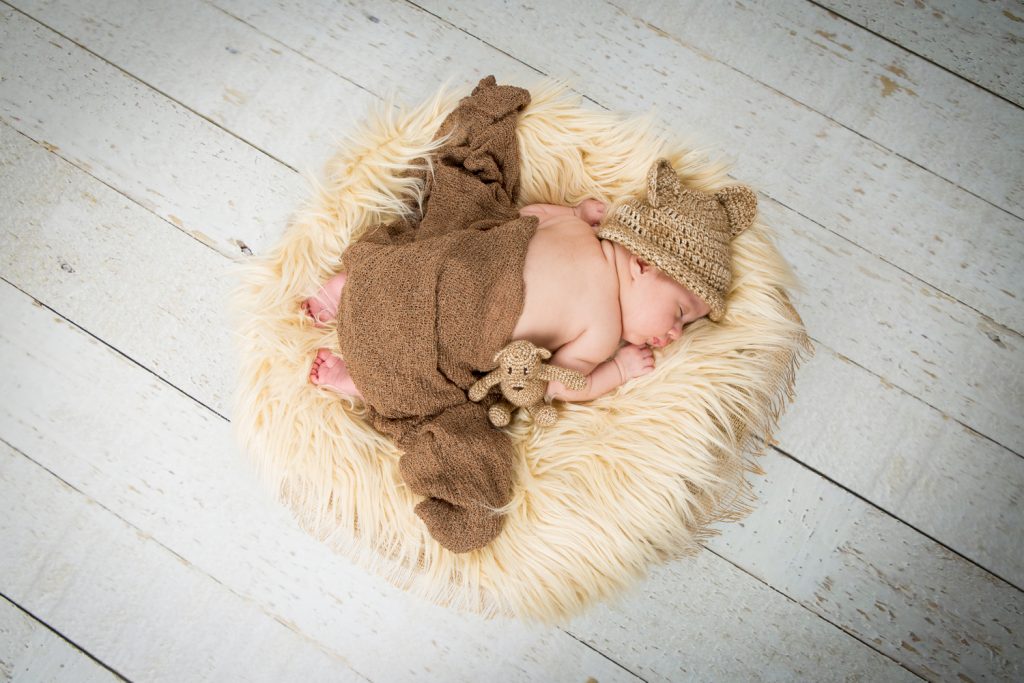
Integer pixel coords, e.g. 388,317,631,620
335,76,539,553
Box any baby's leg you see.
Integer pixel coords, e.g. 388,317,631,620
309,348,363,398
302,272,347,327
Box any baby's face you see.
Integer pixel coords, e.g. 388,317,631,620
622,261,710,348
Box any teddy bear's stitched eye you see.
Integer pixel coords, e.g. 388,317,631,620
507,367,512,374
523,368,527,375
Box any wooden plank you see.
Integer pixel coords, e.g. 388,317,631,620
0,445,366,683
712,451,1024,681
396,0,1024,333
1,0,1020,589
0,3,304,261
3,0,1020,463
821,0,1024,105
0,597,123,683
775,340,1024,589
0,273,908,680
613,0,1024,216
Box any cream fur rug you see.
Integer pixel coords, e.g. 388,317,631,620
229,79,814,624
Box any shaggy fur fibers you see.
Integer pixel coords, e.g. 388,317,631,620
229,79,814,624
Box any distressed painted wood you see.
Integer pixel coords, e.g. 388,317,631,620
3,0,1021,572
0,597,123,683
775,342,1024,587
1,95,1020,683
401,0,1024,334
0,4,301,261
0,446,367,683
821,0,1024,106
714,452,1023,680
614,0,1024,216
0,282,911,681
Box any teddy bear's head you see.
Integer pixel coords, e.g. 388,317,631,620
492,339,550,398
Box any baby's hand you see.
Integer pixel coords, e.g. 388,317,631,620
613,343,655,382
574,198,607,227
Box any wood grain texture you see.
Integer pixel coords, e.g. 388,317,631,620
0,597,124,683
0,444,368,683
821,0,1024,105
614,0,1024,216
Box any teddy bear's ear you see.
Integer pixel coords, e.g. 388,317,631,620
493,348,505,364
646,158,681,208
535,347,552,360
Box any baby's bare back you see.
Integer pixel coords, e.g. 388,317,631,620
510,212,621,358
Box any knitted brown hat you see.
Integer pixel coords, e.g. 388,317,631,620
596,158,758,322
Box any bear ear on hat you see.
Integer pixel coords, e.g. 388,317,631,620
714,184,758,238
646,158,682,208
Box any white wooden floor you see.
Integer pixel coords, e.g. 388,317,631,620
1,1,1021,681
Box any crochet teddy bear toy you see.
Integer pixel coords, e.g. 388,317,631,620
468,339,587,427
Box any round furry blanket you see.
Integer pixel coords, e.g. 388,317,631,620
230,80,813,624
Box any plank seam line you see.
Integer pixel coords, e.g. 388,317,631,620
1,0,299,176
203,0,383,103
0,120,238,262
0,273,228,422
403,0,603,110
699,545,930,681
604,0,1024,223
806,0,1024,110
770,440,1024,594
562,631,649,683
0,437,373,683
771,192,1024,345
402,0,1024,336
0,590,131,682
2,276,1015,671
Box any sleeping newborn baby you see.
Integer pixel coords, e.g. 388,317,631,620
305,158,756,405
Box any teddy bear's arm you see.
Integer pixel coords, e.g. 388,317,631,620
539,364,587,391
468,370,504,402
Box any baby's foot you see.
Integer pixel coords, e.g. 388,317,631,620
309,348,363,398
574,198,607,227
302,272,348,327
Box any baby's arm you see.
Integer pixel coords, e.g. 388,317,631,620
543,330,627,402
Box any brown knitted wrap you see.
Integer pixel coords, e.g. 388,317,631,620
335,76,537,553
596,159,758,321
